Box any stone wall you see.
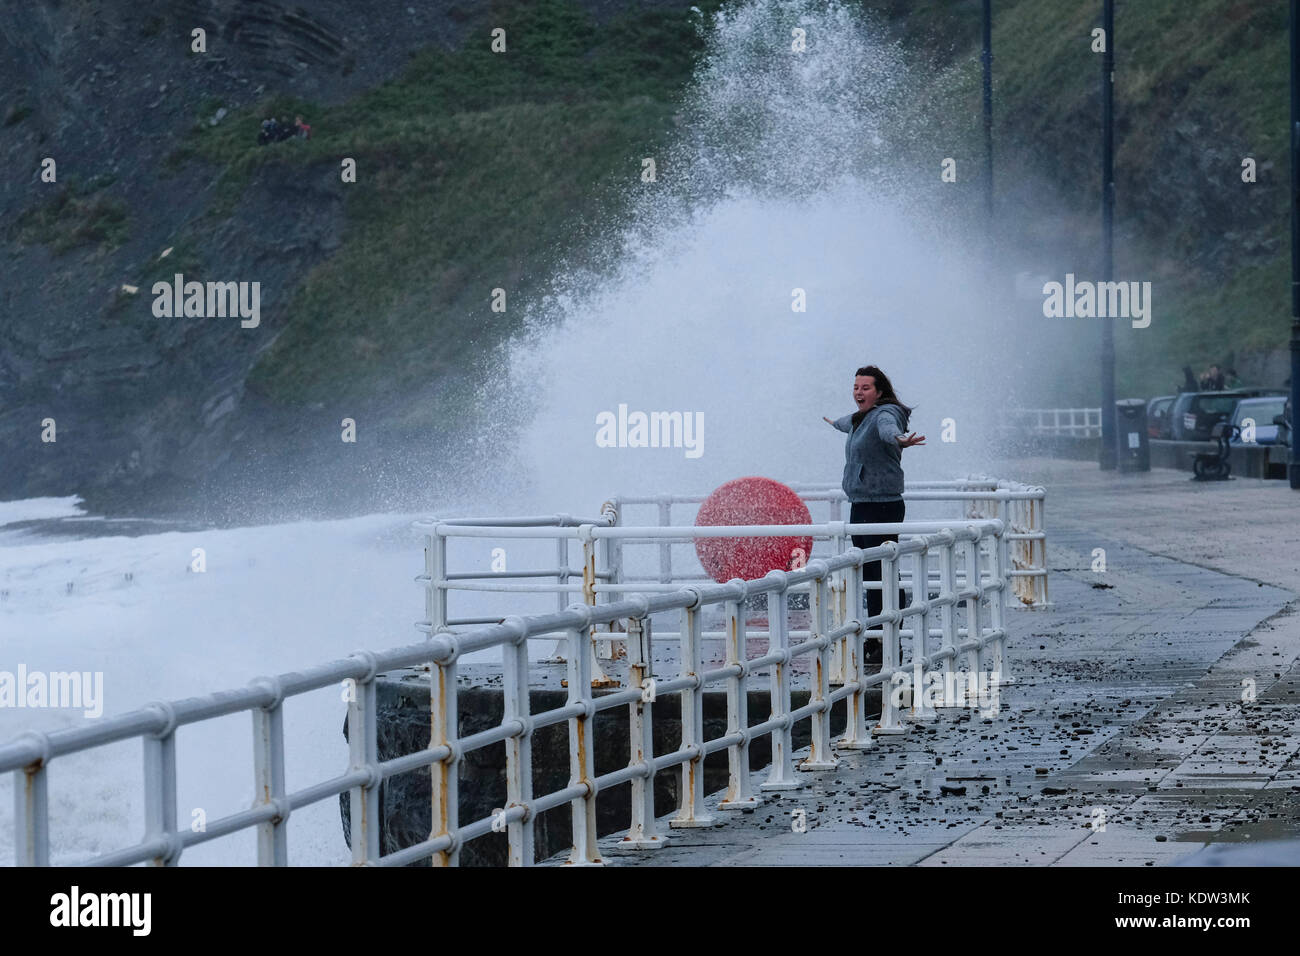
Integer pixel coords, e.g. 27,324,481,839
340,673,866,866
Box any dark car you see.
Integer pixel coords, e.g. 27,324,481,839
1146,395,1176,439
1168,388,1286,441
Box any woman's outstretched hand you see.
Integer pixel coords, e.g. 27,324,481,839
822,416,835,425
896,432,926,448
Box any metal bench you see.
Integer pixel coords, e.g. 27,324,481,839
1191,421,1240,481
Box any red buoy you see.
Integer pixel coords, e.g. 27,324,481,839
694,477,814,583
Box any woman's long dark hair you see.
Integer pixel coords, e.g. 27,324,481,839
851,365,914,429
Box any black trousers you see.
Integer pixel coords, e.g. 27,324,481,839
850,499,906,624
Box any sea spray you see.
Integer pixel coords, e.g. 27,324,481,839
480,0,1012,514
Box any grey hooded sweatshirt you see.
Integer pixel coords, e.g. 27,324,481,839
832,402,911,502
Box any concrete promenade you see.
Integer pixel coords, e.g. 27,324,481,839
578,458,1300,866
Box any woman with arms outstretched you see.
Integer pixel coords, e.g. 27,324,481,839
824,365,925,664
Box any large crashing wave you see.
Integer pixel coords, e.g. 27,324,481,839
477,0,1009,515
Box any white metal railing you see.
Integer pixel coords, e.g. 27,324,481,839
614,478,1047,607
1010,408,1102,438
1,518,1010,867
959,481,1049,607
424,478,1049,625
411,517,1011,865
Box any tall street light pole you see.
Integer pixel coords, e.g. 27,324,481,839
983,0,994,229
1099,0,1117,470
982,0,996,358
1290,0,1300,487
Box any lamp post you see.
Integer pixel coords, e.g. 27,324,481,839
1099,0,1117,470
982,0,996,357
983,0,993,229
1290,0,1300,487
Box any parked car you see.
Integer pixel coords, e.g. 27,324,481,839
1275,397,1292,450
1146,395,1176,439
1229,396,1287,445
1168,388,1286,441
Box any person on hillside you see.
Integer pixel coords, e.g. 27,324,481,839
258,117,280,146
1199,364,1226,390
293,115,312,140
823,365,925,667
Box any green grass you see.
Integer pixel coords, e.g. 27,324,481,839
886,0,1293,402
156,0,1294,415
11,174,129,254
1117,255,1290,399
163,0,724,411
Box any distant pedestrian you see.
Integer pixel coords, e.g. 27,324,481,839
257,117,279,146
824,365,924,665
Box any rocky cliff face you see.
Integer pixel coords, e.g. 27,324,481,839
0,0,477,511
1,0,688,518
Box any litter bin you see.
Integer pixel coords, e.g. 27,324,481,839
1115,398,1150,472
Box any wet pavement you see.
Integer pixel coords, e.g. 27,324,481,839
554,458,1300,866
